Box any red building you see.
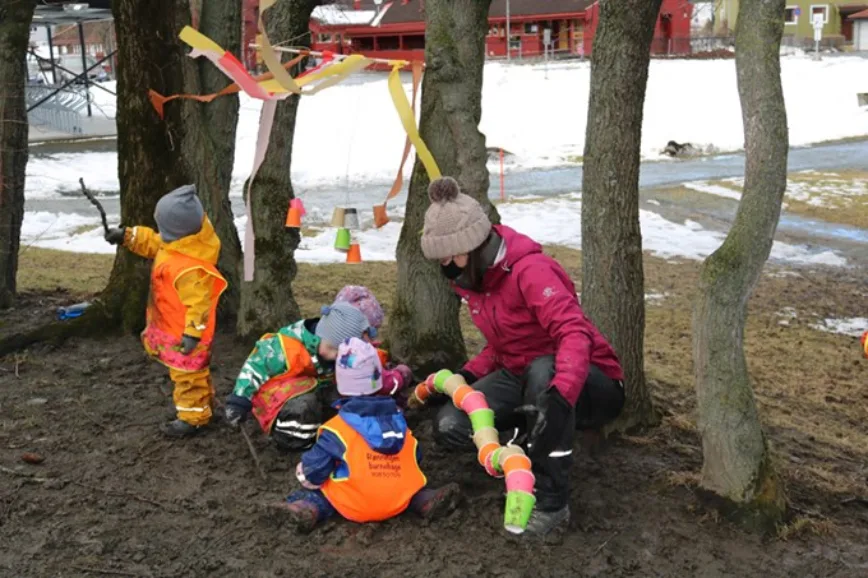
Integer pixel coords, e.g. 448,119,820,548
308,0,694,61
241,0,694,69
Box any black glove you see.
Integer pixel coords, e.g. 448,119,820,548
104,227,126,246
180,334,200,355
516,387,572,461
457,369,479,385
224,394,253,428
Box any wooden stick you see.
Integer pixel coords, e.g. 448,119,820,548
79,178,110,235
0,465,50,483
590,531,619,558
239,425,267,482
70,565,141,577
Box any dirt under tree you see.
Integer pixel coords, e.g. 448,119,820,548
1,253,866,577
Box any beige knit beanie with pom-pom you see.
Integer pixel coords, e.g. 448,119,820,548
421,177,492,260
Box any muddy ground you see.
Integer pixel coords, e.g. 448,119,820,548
1,252,867,577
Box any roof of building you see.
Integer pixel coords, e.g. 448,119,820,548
33,2,112,26
312,4,378,26
849,8,868,19
377,0,594,26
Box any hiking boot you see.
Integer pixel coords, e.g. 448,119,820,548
524,505,570,536
267,500,320,534
410,483,462,520
160,419,204,438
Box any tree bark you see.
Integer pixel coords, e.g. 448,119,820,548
236,0,320,340
180,0,243,324
581,0,662,431
692,0,788,531
55,0,242,336
0,0,37,308
390,0,498,376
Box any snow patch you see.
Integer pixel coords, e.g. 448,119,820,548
811,317,868,337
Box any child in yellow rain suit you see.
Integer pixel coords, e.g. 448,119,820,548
104,184,227,438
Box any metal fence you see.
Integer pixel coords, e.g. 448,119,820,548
26,84,91,135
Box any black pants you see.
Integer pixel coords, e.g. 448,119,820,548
433,357,625,511
271,391,323,452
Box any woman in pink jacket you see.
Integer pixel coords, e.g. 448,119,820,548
420,177,626,536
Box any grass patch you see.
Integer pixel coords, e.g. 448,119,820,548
17,248,113,296
687,169,868,228
777,517,838,541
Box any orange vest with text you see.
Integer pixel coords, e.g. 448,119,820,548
319,415,426,523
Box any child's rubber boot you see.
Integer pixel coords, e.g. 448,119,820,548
160,419,203,438
409,482,462,520
267,500,320,534
524,505,570,536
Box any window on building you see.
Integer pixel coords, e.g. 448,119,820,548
488,25,499,37
809,5,829,24
404,35,425,50
378,35,399,50
524,23,538,34
318,33,332,43
784,6,798,25
355,36,374,51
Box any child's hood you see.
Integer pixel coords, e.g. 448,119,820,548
163,217,221,265
338,397,408,455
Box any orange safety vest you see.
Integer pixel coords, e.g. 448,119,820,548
141,251,227,372
251,334,329,433
320,415,426,523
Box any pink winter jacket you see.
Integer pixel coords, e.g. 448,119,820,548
455,225,624,406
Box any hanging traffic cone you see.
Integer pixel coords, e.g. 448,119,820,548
285,207,302,228
373,204,389,228
330,207,346,228
290,198,306,217
334,228,351,252
344,208,360,230
346,243,362,264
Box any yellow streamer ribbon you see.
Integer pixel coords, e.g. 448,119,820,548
179,26,223,54
257,0,303,94
388,64,440,180
257,54,372,96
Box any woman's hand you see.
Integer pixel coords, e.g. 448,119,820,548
517,387,572,460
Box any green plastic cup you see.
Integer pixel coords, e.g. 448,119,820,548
433,369,453,392
468,408,495,431
334,228,351,251
503,490,536,534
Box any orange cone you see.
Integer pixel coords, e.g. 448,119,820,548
346,243,362,264
373,204,389,228
285,206,302,228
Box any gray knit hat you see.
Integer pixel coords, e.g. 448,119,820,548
316,302,371,347
154,184,204,242
421,177,492,260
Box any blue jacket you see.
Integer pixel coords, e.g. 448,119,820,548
300,396,422,486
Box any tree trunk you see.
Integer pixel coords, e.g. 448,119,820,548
180,0,243,324
692,0,788,531
236,0,320,340
390,0,498,376
0,0,36,308
69,0,242,335
581,0,662,431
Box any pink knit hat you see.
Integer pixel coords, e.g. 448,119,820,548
336,337,384,397
330,285,384,338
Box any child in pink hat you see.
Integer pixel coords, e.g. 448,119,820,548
331,285,414,401
270,338,460,533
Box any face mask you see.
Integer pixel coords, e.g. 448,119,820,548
441,261,464,280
